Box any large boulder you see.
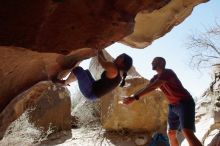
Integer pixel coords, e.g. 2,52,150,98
0,46,96,113
100,77,168,132
0,81,72,139
88,52,168,132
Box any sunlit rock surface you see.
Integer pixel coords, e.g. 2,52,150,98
121,0,208,48
0,81,71,139
181,64,220,146
88,52,168,132
100,77,168,132
0,46,60,113
211,64,220,123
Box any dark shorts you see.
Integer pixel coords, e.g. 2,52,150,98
167,98,196,132
72,66,97,100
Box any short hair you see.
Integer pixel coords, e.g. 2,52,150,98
154,57,166,68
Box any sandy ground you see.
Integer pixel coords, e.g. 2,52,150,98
40,126,150,146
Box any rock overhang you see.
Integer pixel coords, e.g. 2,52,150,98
0,0,208,54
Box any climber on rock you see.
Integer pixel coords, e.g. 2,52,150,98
121,57,203,146
54,50,133,100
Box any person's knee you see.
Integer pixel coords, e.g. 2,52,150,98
72,66,84,75
182,128,202,146
167,130,177,138
182,129,194,136
72,66,83,72
181,128,198,140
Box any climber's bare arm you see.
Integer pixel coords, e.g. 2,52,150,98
98,50,118,79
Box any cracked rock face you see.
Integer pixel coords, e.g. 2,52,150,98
0,0,207,115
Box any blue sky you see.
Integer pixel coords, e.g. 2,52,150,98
81,0,220,98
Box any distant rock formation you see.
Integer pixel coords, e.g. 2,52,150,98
210,64,220,123
181,64,220,146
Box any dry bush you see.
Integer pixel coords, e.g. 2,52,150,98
72,99,101,128
0,110,54,146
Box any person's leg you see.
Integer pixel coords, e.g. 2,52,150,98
65,71,77,85
52,68,77,85
178,99,202,146
167,104,180,146
182,129,202,146
167,130,179,146
72,67,97,99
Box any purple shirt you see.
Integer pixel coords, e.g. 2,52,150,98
150,69,192,104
